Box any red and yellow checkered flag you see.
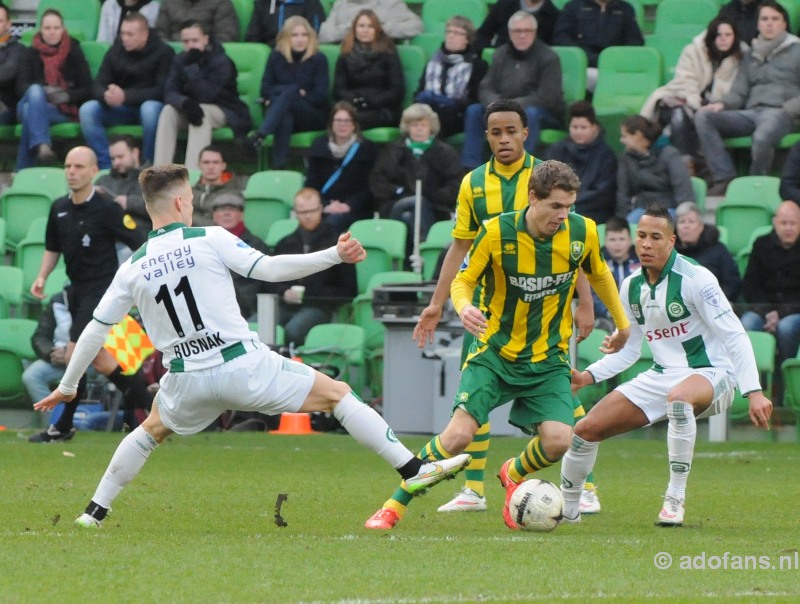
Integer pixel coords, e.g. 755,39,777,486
104,315,155,376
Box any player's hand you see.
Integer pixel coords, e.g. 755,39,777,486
571,369,595,393
574,300,595,342
601,326,629,353
459,303,487,339
336,231,366,264
413,303,442,348
747,391,773,430
30,276,46,300
33,387,75,412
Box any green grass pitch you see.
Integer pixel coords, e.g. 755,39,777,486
2,429,799,603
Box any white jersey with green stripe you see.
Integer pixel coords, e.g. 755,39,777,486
93,223,263,372
587,250,762,395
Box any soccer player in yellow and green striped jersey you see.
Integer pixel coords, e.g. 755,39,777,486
409,100,595,519
365,160,630,531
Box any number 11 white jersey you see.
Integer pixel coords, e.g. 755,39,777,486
93,223,264,372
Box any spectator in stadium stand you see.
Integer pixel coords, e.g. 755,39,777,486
210,192,270,321
369,103,464,269
191,145,243,227
640,17,745,174
15,9,92,170
156,0,239,43
414,15,488,139
461,10,564,169
262,187,357,346
0,2,25,125
94,134,152,238
245,0,327,47
475,0,561,52
717,0,765,45
318,0,422,44
779,141,800,203
80,12,174,169
616,115,695,223
153,20,251,170
674,201,741,302
740,200,800,363
331,8,404,130
553,0,644,93
694,0,800,196
248,16,329,170
97,0,161,43
542,100,617,225
23,291,71,421
304,101,378,232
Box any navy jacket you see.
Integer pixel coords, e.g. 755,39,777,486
93,29,174,106
542,130,617,224
163,39,251,137
260,50,329,110
743,229,800,318
553,0,644,67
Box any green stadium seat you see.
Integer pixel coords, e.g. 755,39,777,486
419,219,453,280
539,46,588,146
348,219,408,293
780,357,800,437
691,176,707,213
653,0,718,38
0,266,24,319
80,40,110,79
0,318,38,407
296,323,366,394
421,0,487,35
593,46,662,152
242,170,304,240
36,0,101,41
265,218,299,250
214,43,269,147
230,0,255,41
1,168,67,252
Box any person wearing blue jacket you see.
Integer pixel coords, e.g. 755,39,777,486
543,101,616,224
249,16,329,169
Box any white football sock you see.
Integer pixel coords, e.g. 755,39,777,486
666,400,695,501
91,426,159,509
561,435,600,518
333,392,414,469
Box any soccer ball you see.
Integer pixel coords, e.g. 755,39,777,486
508,478,564,532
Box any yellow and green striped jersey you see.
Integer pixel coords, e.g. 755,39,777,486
452,208,611,364
452,153,542,241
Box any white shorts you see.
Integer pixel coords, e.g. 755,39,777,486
156,344,314,435
615,366,735,425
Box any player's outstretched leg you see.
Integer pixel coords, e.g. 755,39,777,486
658,400,695,527
75,424,161,528
437,422,490,512
366,435,469,530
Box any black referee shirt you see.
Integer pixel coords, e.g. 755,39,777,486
45,189,146,285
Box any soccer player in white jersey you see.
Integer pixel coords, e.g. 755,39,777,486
562,204,773,526
33,164,471,529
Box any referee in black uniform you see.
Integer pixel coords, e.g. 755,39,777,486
29,146,149,442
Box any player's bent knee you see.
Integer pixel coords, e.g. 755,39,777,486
573,417,602,443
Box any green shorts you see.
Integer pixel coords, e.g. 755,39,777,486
454,345,574,435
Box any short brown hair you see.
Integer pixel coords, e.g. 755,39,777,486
139,164,189,207
529,160,580,199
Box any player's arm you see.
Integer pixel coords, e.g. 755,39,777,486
585,268,630,350
451,229,490,338
241,232,364,282
573,270,594,341
31,250,61,300
413,237,473,347
691,274,772,429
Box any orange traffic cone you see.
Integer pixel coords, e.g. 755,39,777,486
271,412,316,435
